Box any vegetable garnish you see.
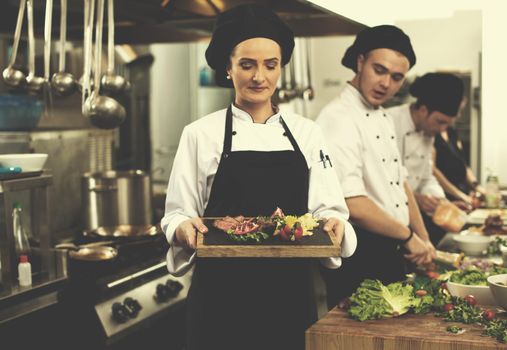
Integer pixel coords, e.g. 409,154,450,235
215,207,321,243
348,276,507,344
447,325,465,334
348,280,419,321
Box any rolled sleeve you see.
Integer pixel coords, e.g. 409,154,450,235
306,125,357,269
161,126,202,276
320,220,357,269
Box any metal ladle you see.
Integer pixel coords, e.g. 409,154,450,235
42,0,54,112
51,0,76,96
277,65,290,103
100,0,128,95
302,39,315,101
25,0,45,94
2,0,27,89
79,0,94,100
83,0,125,129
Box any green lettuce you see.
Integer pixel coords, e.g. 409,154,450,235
348,279,418,321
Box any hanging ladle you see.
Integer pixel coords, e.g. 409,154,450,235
51,0,76,96
277,64,290,103
302,39,315,101
100,0,128,95
83,0,126,129
2,0,27,89
41,0,55,113
79,0,94,101
25,0,45,94
287,58,298,101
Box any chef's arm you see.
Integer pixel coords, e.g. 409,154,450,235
466,167,482,192
346,196,412,240
404,182,430,241
346,194,433,264
433,165,471,203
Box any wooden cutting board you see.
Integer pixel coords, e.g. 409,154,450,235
196,220,340,258
306,308,507,350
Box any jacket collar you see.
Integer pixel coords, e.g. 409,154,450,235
231,103,281,124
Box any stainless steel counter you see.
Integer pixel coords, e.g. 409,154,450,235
0,249,68,324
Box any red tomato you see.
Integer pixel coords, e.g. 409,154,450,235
415,290,428,297
443,303,454,312
483,309,496,321
425,271,440,279
293,223,303,241
464,295,477,306
279,224,292,241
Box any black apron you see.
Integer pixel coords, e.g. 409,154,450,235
434,128,469,196
321,226,406,309
186,106,316,350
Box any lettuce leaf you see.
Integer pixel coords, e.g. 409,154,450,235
349,279,418,321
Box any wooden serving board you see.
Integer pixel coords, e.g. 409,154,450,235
196,220,340,258
306,308,507,350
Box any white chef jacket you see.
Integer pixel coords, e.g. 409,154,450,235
388,104,446,198
161,104,357,276
316,83,409,226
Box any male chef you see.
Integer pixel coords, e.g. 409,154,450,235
388,72,465,245
316,25,435,308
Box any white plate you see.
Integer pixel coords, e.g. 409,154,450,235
467,209,507,224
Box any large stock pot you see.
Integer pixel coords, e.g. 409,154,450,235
82,170,153,231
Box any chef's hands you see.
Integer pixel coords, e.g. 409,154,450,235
424,239,437,260
403,232,433,265
323,217,344,246
453,200,473,213
414,193,441,214
174,218,208,251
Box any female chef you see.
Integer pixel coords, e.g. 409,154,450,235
161,4,356,350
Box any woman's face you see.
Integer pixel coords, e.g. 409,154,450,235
227,38,282,105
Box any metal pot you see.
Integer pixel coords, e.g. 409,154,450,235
83,224,160,238
82,170,152,230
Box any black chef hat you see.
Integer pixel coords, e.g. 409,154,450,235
342,25,416,73
409,73,464,116
205,4,295,88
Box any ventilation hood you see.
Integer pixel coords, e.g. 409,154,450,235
0,0,366,44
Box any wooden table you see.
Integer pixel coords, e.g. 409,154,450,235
306,308,507,350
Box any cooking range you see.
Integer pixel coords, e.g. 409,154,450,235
59,231,190,348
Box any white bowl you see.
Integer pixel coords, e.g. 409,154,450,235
0,153,48,171
447,280,496,305
453,234,493,256
487,274,507,310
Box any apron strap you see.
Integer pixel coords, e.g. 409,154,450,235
222,105,233,155
222,106,303,156
280,116,302,154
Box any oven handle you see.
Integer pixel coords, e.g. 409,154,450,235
107,261,167,289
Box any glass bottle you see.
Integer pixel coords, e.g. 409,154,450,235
12,203,31,256
485,175,501,208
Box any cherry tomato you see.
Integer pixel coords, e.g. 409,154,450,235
443,303,455,312
415,290,428,297
425,271,440,279
464,295,477,306
483,309,496,321
441,282,448,291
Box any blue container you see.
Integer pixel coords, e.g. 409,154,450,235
0,94,44,130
